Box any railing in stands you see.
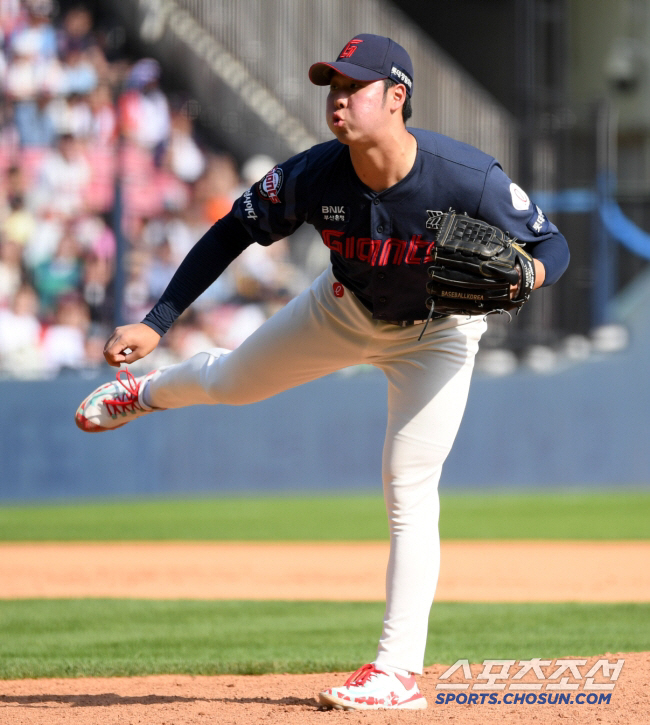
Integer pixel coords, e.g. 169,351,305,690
135,0,518,171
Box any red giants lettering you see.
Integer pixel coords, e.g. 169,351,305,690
405,234,433,264
357,238,381,265
378,238,406,265
322,230,435,266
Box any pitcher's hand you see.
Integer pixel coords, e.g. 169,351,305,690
103,323,161,367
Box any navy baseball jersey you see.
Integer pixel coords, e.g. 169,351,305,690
232,128,567,322
144,129,569,334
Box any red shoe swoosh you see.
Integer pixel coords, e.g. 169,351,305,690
395,672,417,690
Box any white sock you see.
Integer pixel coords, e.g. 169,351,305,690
141,379,154,409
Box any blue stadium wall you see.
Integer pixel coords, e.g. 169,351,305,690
2,300,649,501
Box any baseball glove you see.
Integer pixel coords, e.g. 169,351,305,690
425,210,535,317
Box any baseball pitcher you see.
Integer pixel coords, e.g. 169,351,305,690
76,35,570,710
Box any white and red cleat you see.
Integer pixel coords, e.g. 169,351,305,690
318,664,427,710
75,369,161,432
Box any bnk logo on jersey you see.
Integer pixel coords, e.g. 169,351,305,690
322,205,349,222
258,166,284,204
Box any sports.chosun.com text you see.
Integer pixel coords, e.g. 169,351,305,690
435,691,612,706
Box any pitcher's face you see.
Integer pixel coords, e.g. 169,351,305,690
326,73,391,145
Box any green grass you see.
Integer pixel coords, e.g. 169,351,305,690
0,599,647,679
0,492,649,541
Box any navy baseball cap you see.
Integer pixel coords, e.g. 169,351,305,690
309,34,414,96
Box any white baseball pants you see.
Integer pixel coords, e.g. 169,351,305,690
147,266,486,674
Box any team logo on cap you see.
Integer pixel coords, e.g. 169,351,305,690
257,165,284,204
339,39,363,58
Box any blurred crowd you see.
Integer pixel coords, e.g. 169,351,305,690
0,0,317,379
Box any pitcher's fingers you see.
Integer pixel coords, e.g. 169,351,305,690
123,348,142,364
103,331,123,355
104,343,130,367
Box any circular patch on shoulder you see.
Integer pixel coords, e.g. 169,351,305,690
509,183,531,211
257,166,284,204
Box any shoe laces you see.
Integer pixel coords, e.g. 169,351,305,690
105,369,144,416
344,664,387,688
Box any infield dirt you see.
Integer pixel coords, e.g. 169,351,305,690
2,540,650,600
1,541,648,723
0,652,647,724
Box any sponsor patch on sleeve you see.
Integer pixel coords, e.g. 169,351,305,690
509,183,531,211
241,188,258,221
257,165,284,204
527,204,550,235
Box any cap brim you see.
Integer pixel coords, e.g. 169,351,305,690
308,61,387,86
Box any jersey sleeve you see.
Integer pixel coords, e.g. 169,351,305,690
231,148,311,246
477,163,558,242
142,212,253,336
477,163,569,285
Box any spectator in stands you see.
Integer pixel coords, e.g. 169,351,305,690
22,206,64,270
141,204,195,267
73,213,115,260
2,191,36,248
31,229,82,314
1,166,36,247
165,100,206,183
196,153,240,224
47,89,93,139
11,90,57,146
118,58,170,166
40,291,89,373
60,45,97,96
4,17,63,145
57,3,109,82
82,248,112,323
0,236,24,306
57,3,94,56
172,308,216,359
9,0,57,60
122,247,152,323
87,82,116,144
72,214,115,325
147,238,176,301
2,164,26,208
0,283,43,376
5,26,61,100
28,131,91,217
